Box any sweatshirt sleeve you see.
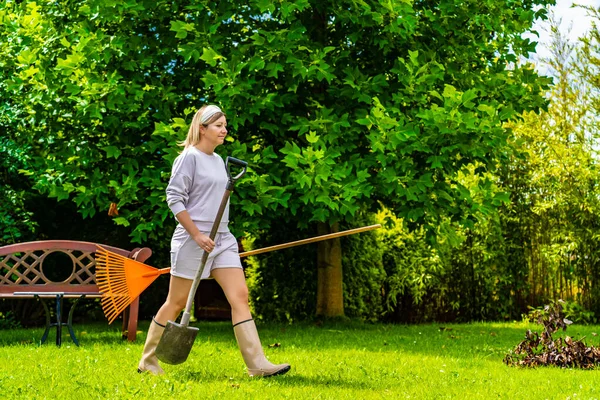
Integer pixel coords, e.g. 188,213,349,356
166,152,195,217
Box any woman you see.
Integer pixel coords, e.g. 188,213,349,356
138,105,290,377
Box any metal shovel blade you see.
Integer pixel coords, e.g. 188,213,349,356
155,320,199,365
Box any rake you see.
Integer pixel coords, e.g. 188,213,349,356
95,223,381,324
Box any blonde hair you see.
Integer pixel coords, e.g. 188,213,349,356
180,105,226,148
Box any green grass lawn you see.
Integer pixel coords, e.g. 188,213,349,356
0,319,599,399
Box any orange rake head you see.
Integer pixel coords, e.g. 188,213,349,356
95,245,169,324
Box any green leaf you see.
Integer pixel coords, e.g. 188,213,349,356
170,20,194,39
200,47,223,67
102,146,122,159
498,105,515,121
492,192,510,206
17,49,37,65
306,131,320,144
461,89,477,108
426,155,444,169
113,217,130,227
477,104,496,116
442,85,457,99
408,49,419,66
356,118,372,129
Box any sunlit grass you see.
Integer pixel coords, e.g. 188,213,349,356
0,320,599,399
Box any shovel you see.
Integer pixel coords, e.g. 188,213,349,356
155,156,247,365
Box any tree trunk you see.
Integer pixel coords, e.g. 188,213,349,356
316,222,344,317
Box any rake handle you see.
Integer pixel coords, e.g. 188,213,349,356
141,268,171,278
239,224,381,258
140,224,382,278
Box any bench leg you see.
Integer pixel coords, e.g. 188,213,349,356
121,304,130,340
56,294,63,347
33,294,84,347
66,295,84,347
127,297,139,342
35,295,52,345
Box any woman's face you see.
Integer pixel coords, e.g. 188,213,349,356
201,116,228,146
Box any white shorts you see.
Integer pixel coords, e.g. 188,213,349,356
170,228,243,280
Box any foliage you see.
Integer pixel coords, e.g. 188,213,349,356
438,161,531,321
375,209,443,319
524,300,597,326
0,0,188,245
495,11,600,316
244,225,318,323
525,300,573,335
0,137,37,245
340,214,386,321
375,164,524,323
573,5,600,313
561,300,597,325
246,209,443,323
0,0,554,239
0,189,36,245
578,5,600,115
0,0,559,321
504,300,600,368
0,311,21,330
208,0,554,235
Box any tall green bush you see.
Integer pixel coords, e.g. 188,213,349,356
244,225,318,323
340,214,386,322
0,137,37,245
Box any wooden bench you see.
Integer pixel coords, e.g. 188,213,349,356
0,240,152,345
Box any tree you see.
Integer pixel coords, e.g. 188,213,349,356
0,0,554,317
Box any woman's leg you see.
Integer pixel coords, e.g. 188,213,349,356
211,268,290,377
138,275,193,374
154,275,194,325
210,268,251,324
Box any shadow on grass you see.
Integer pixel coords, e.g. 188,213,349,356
177,369,379,391
258,373,384,391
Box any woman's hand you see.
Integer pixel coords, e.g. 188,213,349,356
193,232,215,253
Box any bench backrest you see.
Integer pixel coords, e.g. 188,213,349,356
0,240,152,294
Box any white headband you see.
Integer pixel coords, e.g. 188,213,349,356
200,105,222,124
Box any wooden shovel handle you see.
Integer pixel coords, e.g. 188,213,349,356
239,224,381,258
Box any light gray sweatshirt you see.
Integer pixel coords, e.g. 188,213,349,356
166,147,230,233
